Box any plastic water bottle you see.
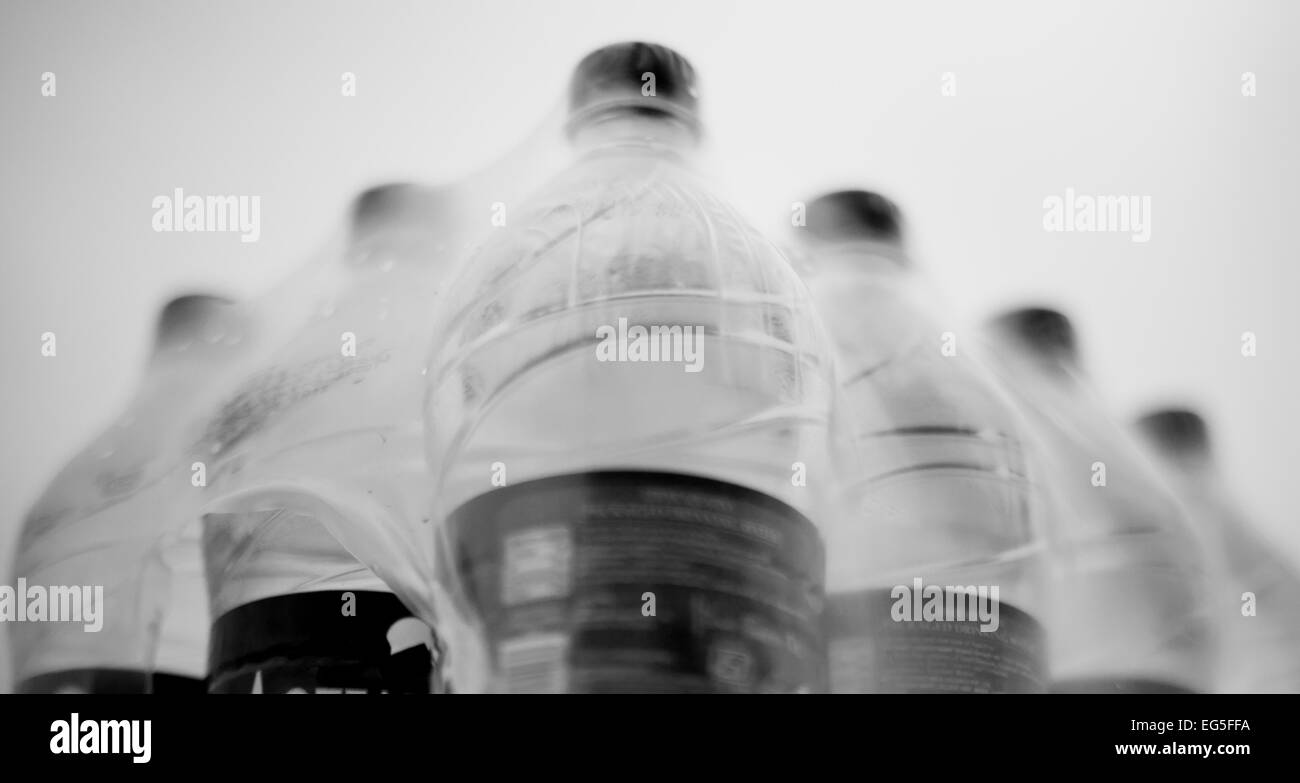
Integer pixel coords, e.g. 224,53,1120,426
796,191,1048,693
424,42,835,693
11,294,248,693
1135,407,1300,693
981,307,1215,692
199,183,459,694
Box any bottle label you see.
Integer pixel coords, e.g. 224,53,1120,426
826,588,1047,693
207,590,441,694
445,471,827,693
18,669,206,694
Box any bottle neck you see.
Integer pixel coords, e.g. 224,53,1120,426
804,242,917,334
805,240,910,279
147,338,245,374
803,243,928,373
1157,449,1219,485
1012,350,1084,393
346,226,448,269
567,110,700,163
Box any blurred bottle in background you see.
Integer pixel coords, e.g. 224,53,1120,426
1135,407,1300,693
981,307,1215,693
797,190,1047,693
425,41,834,693
199,183,463,694
10,294,250,693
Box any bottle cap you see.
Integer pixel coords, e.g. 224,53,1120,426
153,294,241,355
1135,408,1211,459
566,41,701,138
805,190,905,247
986,306,1079,365
350,183,440,238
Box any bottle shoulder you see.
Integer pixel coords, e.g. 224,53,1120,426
199,291,424,465
439,159,809,353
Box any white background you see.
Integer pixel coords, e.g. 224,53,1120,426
1,0,1296,691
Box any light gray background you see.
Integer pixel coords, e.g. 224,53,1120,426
1,0,1296,692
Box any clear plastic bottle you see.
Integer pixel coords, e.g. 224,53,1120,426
11,294,248,693
199,183,459,694
797,191,1048,693
424,42,835,694
980,308,1215,692
1135,407,1300,693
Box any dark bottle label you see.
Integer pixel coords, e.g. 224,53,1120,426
445,471,827,693
18,669,206,694
207,590,441,694
826,588,1047,693
1051,678,1198,694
